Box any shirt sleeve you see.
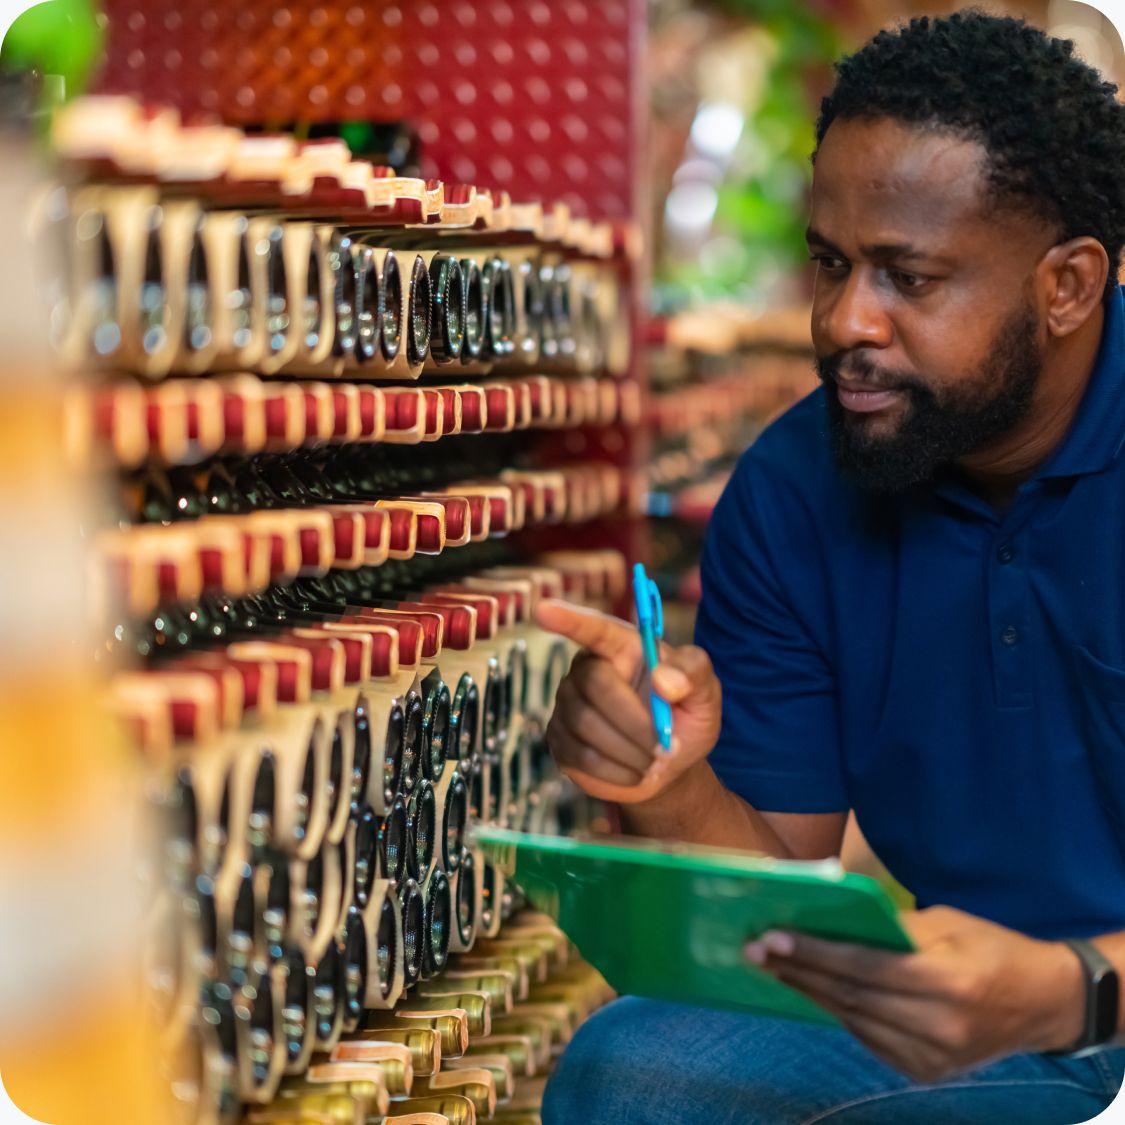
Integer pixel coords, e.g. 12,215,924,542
693,451,847,813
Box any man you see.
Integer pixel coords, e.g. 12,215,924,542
536,12,1125,1124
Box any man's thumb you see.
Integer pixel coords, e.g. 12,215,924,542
652,645,718,705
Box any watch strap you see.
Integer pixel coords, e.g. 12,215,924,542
1063,939,1119,1054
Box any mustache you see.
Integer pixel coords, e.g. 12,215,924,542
816,352,924,393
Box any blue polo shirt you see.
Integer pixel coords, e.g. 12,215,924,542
695,287,1125,941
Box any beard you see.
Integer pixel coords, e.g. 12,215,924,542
816,302,1044,495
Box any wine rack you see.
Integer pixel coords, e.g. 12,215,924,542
44,90,639,1125
645,308,817,644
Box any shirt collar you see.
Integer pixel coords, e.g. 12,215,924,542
1035,284,1125,480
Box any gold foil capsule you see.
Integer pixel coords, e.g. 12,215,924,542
335,1026,440,1076
464,1034,536,1079
386,1094,475,1125
444,1051,516,1099
483,1017,553,1071
309,1048,412,1097
249,1090,366,1125
451,952,530,1000
502,1072,550,1113
505,1001,574,1046
419,970,514,1015
366,1006,469,1059
466,938,548,983
398,990,491,1037
398,994,490,1035
414,1066,497,1118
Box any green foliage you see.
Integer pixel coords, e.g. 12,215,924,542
659,1,852,297
1,0,103,98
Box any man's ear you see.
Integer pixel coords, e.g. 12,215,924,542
1038,236,1109,338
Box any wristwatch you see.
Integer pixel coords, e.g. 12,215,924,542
1060,939,1120,1054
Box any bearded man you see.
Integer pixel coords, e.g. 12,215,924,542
537,12,1125,1124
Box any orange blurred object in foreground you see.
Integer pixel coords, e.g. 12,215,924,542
0,136,168,1125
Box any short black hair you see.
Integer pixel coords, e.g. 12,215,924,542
816,10,1125,297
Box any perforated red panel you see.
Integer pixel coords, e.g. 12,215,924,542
93,0,643,221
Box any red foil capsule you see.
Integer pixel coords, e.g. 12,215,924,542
397,601,476,651
484,384,516,432
320,621,404,678
356,386,386,440
425,591,499,640
282,634,345,694
293,627,370,686
344,609,443,662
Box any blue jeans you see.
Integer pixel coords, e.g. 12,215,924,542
542,997,1125,1124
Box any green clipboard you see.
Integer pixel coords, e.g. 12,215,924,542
474,825,913,1026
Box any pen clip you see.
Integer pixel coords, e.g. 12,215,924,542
646,576,664,641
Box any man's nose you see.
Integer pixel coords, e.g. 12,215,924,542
815,269,894,354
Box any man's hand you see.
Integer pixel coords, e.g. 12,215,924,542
745,906,1085,1082
534,599,722,805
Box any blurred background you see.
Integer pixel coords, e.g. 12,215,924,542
652,0,1125,309
645,0,1125,641
0,1,1122,1122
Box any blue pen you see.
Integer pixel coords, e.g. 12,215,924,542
633,562,673,752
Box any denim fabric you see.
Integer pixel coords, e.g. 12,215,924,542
542,997,1125,1124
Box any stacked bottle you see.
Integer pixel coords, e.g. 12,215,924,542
42,96,636,1124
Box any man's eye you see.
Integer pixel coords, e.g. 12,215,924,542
810,254,846,271
893,270,925,289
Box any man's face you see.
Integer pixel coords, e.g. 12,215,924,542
809,117,1052,493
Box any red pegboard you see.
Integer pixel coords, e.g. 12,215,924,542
93,0,644,222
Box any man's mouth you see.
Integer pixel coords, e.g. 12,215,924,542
834,375,906,414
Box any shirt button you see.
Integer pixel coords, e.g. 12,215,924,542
1001,625,1020,646
997,543,1015,564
